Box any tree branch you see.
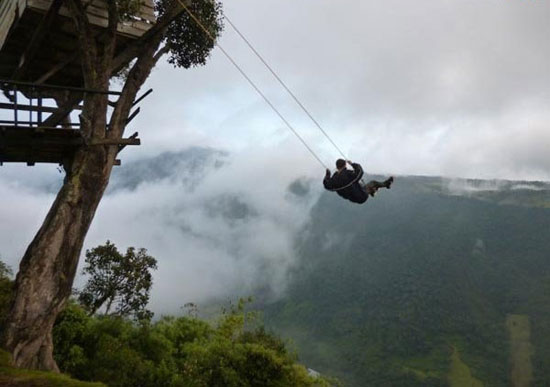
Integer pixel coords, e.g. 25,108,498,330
65,0,98,87
153,44,171,62
108,40,169,139
100,1,119,76
110,0,192,74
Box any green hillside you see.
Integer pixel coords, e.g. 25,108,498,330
263,176,550,386
0,350,105,387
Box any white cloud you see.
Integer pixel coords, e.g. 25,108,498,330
86,143,321,314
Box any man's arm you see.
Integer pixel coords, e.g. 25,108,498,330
348,161,364,181
323,168,334,189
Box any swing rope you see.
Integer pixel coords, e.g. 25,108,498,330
223,15,348,161
174,0,346,170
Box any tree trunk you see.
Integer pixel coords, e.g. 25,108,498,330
3,143,116,370
1,0,179,371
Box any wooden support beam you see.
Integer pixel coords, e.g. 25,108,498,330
89,137,140,146
35,52,79,85
126,107,140,125
12,0,64,81
132,88,153,106
0,123,79,129
0,102,59,113
39,93,82,128
117,131,139,153
0,80,123,96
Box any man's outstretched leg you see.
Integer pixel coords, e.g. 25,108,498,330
363,177,394,197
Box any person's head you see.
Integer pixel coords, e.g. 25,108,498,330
336,159,346,170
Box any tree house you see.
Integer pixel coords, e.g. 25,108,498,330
0,0,156,166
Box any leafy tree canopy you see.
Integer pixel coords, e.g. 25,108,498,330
0,258,12,279
78,241,157,321
0,257,13,335
116,0,224,69
53,301,333,387
157,0,224,68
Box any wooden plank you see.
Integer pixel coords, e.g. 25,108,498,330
27,0,154,36
17,1,26,21
0,0,154,87
89,0,156,20
135,12,156,23
35,52,79,84
137,0,156,22
0,0,24,50
40,93,82,128
59,2,154,25
0,102,59,113
90,138,140,146
0,125,93,165
0,1,11,18
85,1,155,23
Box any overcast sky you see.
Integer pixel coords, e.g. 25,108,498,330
133,0,550,180
1,0,549,313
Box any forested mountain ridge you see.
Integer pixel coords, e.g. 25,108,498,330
262,175,550,386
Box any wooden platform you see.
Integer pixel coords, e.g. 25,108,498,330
0,1,153,165
0,126,83,165
0,126,84,165
0,0,156,88
0,125,141,165
25,0,155,38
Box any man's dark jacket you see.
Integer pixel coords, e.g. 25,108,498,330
323,163,367,204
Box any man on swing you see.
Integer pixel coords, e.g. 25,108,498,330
323,159,393,204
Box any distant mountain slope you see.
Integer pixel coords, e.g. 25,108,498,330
0,147,227,195
262,176,550,386
108,147,227,192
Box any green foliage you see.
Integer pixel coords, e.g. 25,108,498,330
53,301,92,373
0,350,10,367
0,257,13,335
78,241,157,320
0,259,11,278
156,0,224,68
448,347,483,387
53,301,329,387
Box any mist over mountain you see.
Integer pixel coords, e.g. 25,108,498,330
107,147,228,193
84,147,321,312
0,146,321,311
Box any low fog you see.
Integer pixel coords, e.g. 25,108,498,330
0,144,321,315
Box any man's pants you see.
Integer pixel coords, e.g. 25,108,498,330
361,180,388,194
